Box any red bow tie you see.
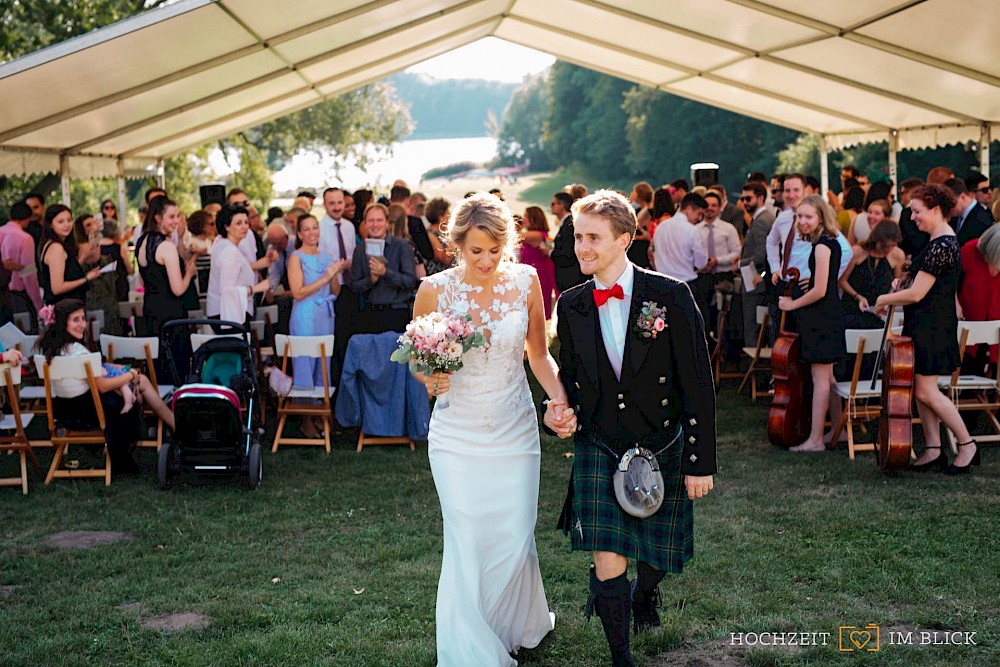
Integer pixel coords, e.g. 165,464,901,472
593,283,625,307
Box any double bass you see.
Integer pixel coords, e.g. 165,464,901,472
871,304,914,471
768,268,811,447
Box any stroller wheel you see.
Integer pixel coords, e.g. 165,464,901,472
158,442,173,490
247,442,262,489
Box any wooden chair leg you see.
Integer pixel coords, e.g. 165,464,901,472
19,451,28,495
272,414,287,453
357,430,364,453
323,417,331,454
738,360,756,394
45,444,66,485
847,417,857,460
104,447,111,487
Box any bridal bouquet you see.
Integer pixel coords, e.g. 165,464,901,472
390,311,486,408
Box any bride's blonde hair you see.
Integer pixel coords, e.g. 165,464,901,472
447,192,520,264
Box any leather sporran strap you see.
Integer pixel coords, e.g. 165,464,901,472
595,426,683,519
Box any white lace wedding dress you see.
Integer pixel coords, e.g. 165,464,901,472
425,262,554,667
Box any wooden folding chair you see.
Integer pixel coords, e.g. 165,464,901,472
12,312,33,334
710,294,742,387
938,320,1000,453
0,323,46,419
272,334,335,454
738,306,772,400
117,298,143,336
101,334,173,451
0,363,43,494
33,353,111,486
829,329,886,460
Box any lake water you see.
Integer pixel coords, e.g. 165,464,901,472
272,136,498,192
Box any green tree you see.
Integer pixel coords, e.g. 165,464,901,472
776,134,822,177
495,73,552,169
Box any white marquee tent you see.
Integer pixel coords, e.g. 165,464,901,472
1,0,997,203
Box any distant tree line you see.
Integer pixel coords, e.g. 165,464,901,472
496,62,994,192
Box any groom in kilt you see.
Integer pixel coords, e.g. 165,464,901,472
543,190,716,667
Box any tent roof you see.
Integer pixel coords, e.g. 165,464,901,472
1,0,998,179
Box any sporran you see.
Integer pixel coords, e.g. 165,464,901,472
598,426,682,518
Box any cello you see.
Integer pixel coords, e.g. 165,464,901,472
768,268,811,447
870,304,914,471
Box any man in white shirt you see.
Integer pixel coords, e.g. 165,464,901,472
318,187,358,387
693,192,741,325
651,193,709,291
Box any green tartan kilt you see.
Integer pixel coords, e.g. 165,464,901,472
558,428,694,573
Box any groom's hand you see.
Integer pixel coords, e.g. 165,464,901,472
543,401,577,439
685,475,714,500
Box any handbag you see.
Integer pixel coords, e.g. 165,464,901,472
598,426,682,519
268,367,293,397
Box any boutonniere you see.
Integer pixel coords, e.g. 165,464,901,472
634,301,667,339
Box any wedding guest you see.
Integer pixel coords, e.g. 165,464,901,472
74,213,121,337
207,204,270,326
349,203,417,334
287,214,345,437
875,184,977,474
40,205,100,306
839,220,904,329
36,299,176,474
137,196,196,337
99,219,132,304
519,205,558,319
423,198,454,276
100,199,118,222
551,191,584,292
389,203,426,280
778,195,845,452
957,223,1000,375
0,202,43,329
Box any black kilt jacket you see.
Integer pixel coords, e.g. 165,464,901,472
548,266,718,569
552,266,717,475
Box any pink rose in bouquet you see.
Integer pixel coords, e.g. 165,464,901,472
391,311,486,408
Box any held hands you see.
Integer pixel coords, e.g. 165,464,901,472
542,400,577,439
424,371,452,397
684,475,713,500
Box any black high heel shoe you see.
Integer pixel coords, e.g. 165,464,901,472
944,441,980,476
910,446,948,472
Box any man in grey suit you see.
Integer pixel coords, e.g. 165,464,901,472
738,182,775,347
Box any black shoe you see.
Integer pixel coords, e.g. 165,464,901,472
944,441,980,476
631,578,661,634
910,446,948,472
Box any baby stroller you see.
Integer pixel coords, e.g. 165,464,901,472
157,320,263,489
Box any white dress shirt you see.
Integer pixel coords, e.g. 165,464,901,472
766,208,811,279
207,239,255,319
319,215,356,285
695,219,741,273
593,262,634,380
652,212,707,282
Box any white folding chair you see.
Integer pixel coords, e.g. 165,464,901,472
0,323,45,417
738,306,772,400
938,320,1000,452
117,298,143,336
12,312,33,334
272,334,335,454
101,335,173,450
830,329,886,460
33,353,111,486
0,363,42,494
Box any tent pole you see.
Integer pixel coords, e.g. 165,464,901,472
117,158,127,226
888,131,899,201
156,158,165,189
981,124,991,179
819,135,829,198
59,154,71,206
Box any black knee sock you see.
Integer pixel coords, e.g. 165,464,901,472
589,566,634,666
635,561,665,604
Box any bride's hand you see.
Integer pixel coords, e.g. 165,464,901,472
543,400,577,439
425,371,451,397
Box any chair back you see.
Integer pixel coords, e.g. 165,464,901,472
117,299,143,319
86,310,105,344
755,305,769,325
957,320,1000,346
0,322,28,351
0,362,23,388
274,334,334,360
32,353,105,431
844,329,885,355
0,363,29,443
101,334,159,361
12,312,33,334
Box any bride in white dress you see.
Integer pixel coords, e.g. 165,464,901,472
411,193,573,666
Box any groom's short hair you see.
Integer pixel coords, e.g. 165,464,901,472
571,189,637,240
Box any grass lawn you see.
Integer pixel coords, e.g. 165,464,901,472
1,377,998,666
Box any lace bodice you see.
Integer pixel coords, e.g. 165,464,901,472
425,263,537,427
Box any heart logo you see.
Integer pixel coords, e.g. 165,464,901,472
850,631,871,649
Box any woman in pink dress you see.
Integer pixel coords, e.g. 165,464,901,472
519,206,558,319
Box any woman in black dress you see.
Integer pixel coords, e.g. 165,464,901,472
875,184,977,475
39,205,101,306
839,219,905,329
778,195,845,452
136,196,196,378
